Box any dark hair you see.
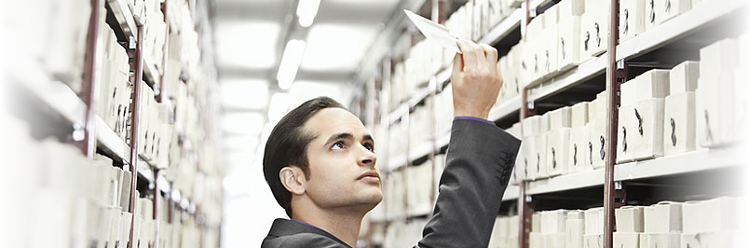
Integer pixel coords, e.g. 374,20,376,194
263,96,345,217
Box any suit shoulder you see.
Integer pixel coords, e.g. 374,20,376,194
262,233,349,248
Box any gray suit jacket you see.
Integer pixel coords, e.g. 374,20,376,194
261,118,522,248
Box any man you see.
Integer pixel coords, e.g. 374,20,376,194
261,40,521,247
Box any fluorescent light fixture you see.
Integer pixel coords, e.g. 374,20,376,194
215,21,280,69
220,79,269,110
222,112,265,135
301,24,379,71
276,39,306,90
296,0,321,27
267,93,291,124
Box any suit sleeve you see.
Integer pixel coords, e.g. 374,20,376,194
416,118,521,248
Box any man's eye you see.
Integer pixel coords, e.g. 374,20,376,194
332,141,345,150
364,143,374,152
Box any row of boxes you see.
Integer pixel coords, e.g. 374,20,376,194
405,160,435,214
409,98,435,153
141,0,167,75
382,219,429,248
434,87,454,136
521,0,608,87
613,197,743,248
489,215,521,248
97,21,133,141
524,208,605,248
516,90,609,181
619,0,707,43
11,0,92,93
444,0,521,42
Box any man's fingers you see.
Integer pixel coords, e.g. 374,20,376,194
452,53,463,75
480,44,498,68
457,40,479,70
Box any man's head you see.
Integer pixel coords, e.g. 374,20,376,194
263,97,382,217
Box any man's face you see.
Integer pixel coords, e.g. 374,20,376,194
300,107,383,212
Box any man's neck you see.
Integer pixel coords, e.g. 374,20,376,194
292,205,366,247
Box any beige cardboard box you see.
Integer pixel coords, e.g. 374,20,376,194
616,206,645,233
584,234,603,248
614,232,641,248
585,207,603,235
696,72,736,147
737,194,750,230
669,61,699,95
663,93,697,156
542,210,569,234
620,0,646,43
617,104,636,163
644,202,682,233
640,233,680,248
680,201,703,234
545,233,566,248
702,197,738,232
679,233,701,248
699,39,738,79
547,128,571,177
566,219,585,248
533,212,542,233
733,67,750,141
530,232,544,248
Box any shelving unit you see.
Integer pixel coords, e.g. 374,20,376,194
365,0,748,247
9,0,223,247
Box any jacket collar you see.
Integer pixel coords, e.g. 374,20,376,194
267,218,351,247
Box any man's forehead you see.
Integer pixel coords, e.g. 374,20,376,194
303,108,371,139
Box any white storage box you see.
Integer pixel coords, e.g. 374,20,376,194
680,201,702,234
680,233,701,248
644,202,682,233
586,118,608,169
699,39,738,79
558,15,582,71
533,212,542,233
617,99,666,162
669,61,699,94
585,207,603,235
572,102,589,127
583,234,603,248
566,219,585,248
550,106,573,129
697,232,736,248
533,133,549,179
633,70,671,102
702,196,738,232
543,5,560,74
639,233,680,248
696,72,736,147
621,78,639,107
734,68,748,141
547,128,571,177
558,0,586,16
614,232,641,248
581,0,609,57
619,0,646,42
545,233,566,248
530,232,544,248
663,93,697,156
568,126,590,173
542,210,569,234
655,0,692,24
616,206,645,233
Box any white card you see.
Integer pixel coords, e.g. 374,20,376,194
404,10,462,54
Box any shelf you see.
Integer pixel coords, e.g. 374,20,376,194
106,0,137,39
387,153,408,171
527,54,608,103
526,168,605,196
614,146,744,182
408,141,435,164
0,28,86,128
436,132,451,150
503,184,520,201
616,0,748,62
388,104,409,126
95,116,131,164
137,156,156,183
478,8,523,45
489,97,521,122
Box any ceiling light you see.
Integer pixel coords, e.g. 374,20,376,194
276,39,306,90
301,24,379,71
215,21,279,69
296,0,321,27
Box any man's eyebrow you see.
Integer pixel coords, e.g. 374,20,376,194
325,133,354,146
363,134,375,144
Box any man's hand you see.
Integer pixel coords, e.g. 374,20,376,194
451,40,503,120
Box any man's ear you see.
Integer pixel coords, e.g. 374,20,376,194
279,166,307,195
